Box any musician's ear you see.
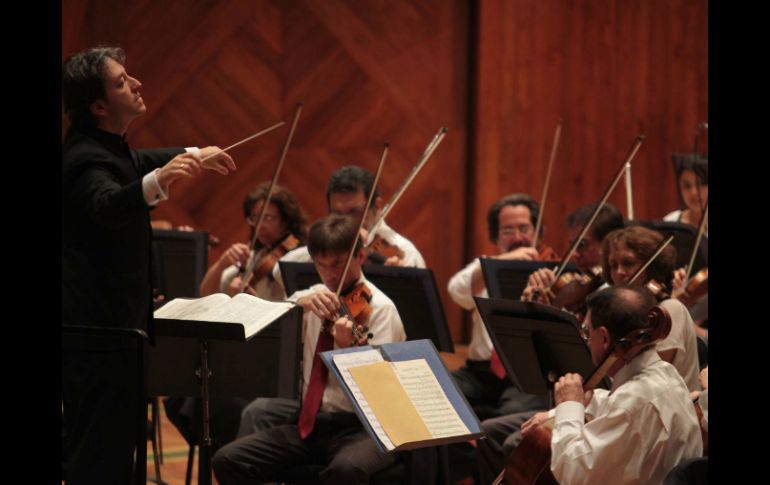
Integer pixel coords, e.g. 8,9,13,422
597,326,612,353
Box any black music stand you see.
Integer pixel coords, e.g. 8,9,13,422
631,220,708,272
480,259,579,300
473,298,609,398
280,261,454,352
147,306,303,485
151,229,209,301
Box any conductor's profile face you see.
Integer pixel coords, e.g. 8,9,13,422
98,57,146,122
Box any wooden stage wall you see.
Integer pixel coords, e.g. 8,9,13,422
62,0,707,342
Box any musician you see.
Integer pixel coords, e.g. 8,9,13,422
198,182,308,299
213,214,406,484
518,285,702,484
62,46,236,483
447,194,559,422
476,224,701,483
664,153,708,234
272,165,426,290
521,202,625,313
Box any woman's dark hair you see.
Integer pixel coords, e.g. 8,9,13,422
243,182,308,246
601,225,677,290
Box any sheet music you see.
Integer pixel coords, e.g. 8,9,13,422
153,293,294,338
391,359,470,438
332,350,395,450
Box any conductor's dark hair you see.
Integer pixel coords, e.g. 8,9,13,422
62,46,126,129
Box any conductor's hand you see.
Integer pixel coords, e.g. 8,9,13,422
157,152,202,187
198,146,237,175
554,373,593,406
296,287,340,321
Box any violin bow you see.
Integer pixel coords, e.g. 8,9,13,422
200,121,286,161
238,103,303,293
532,119,562,249
366,127,447,241
684,200,708,282
337,143,389,300
550,135,645,284
627,235,675,285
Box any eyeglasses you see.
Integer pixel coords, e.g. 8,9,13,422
579,323,591,342
499,225,533,237
246,213,279,227
568,238,591,250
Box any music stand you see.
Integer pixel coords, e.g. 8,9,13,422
280,261,454,352
474,297,609,398
632,220,707,272
151,229,209,300
147,306,303,485
480,259,579,300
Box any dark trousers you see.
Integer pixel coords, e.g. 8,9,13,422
476,410,540,484
213,412,396,485
164,396,251,454
62,351,139,485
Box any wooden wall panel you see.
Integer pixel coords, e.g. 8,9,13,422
471,0,708,260
62,0,707,345
62,0,471,342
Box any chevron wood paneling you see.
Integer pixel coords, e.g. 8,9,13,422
470,0,708,259
62,0,472,341
62,0,707,345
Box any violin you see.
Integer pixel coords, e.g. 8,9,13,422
550,266,604,313
365,234,405,264
330,282,374,343
495,305,672,485
241,233,300,290
672,267,708,308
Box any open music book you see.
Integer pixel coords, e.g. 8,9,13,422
321,339,483,452
153,293,295,341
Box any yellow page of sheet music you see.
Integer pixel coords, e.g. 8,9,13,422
349,361,432,448
332,350,395,451
391,359,470,439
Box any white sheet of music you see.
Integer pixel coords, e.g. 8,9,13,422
332,350,395,450
391,359,470,438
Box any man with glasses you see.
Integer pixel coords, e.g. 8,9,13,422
517,285,702,484
198,182,308,300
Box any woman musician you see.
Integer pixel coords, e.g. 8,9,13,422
199,182,308,300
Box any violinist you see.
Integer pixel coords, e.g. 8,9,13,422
272,165,426,291
664,153,708,235
448,194,559,423
517,286,702,485
213,214,406,484
521,202,625,316
475,224,701,483
198,182,308,299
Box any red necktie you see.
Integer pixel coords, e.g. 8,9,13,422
298,327,334,439
489,349,507,380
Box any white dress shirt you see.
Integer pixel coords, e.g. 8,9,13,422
550,350,703,485
288,275,406,413
447,258,492,361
